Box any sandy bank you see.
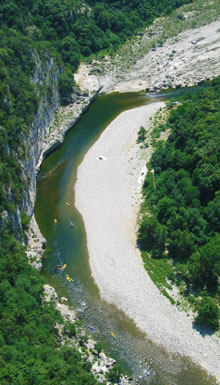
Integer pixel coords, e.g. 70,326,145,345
75,103,220,382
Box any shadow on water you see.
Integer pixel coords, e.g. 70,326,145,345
35,91,218,385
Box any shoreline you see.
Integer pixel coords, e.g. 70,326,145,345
75,103,220,383
43,284,132,385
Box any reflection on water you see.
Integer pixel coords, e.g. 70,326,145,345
35,92,217,385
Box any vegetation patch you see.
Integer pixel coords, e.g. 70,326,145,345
138,79,220,330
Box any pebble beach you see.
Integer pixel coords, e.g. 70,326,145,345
75,103,220,383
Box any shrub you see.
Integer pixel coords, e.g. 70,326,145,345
195,296,219,330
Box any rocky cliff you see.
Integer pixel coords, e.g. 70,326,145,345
0,47,100,267
0,53,60,239
22,53,60,217
23,54,101,268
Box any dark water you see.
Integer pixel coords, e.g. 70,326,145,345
35,92,217,385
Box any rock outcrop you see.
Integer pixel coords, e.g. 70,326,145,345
22,53,60,218
0,53,60,239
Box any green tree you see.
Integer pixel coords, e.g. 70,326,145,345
61,35,80,70
138,215,166,257
195,296,219,330
189,234,220,290
58,68,74,102
107,364,122,383
168,229,194,260
137,126,147,143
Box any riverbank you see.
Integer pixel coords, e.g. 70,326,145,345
26,87,102,270
75,103,220,383
43,284,133,385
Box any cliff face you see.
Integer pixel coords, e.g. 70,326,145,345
0,54,60,240
22,53,60,218
20,53,100,268
15,54,60,267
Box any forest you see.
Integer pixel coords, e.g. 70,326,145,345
138,79,220,330
0,231,103,385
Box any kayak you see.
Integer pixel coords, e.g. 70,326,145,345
65,202,71,207
54,218,57,224
110,332,116,339
66,274,73,282
55,263,66,271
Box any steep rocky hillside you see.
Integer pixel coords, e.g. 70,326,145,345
75,0,220,93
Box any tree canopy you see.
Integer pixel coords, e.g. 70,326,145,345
138,79,220,329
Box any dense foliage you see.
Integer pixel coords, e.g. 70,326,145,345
0,28,39,213
138,79,220,329
0,0,192,59
0,231,101,385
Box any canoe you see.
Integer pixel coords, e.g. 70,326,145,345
60,264,66,271
53,218,57,224
65,202,71,207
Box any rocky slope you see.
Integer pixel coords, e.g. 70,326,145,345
75,2,220,94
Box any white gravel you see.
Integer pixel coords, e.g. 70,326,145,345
75,103,220,383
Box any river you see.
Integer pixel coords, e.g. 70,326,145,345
35,91,217,385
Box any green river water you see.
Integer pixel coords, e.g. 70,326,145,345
35,91,217,385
